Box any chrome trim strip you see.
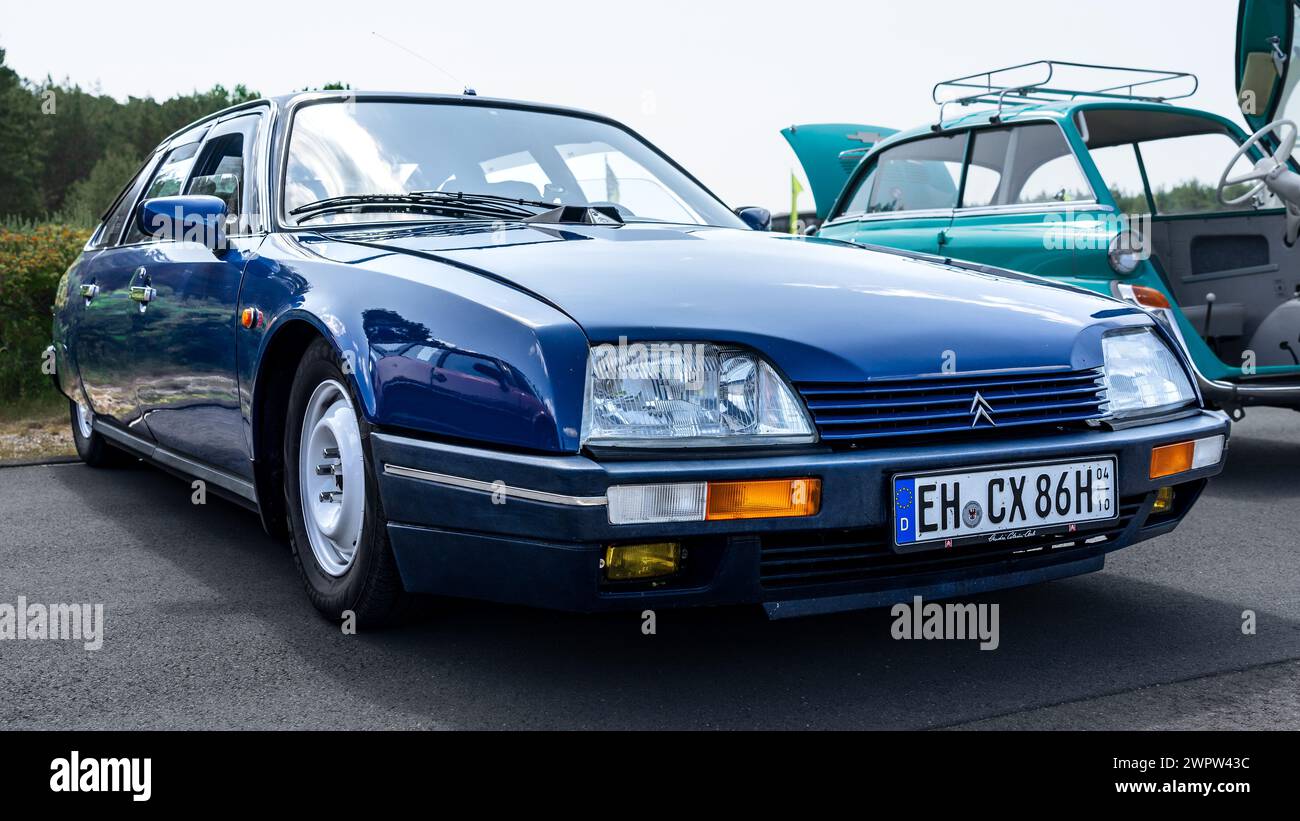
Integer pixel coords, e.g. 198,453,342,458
93,421,258,502
951,201,1105,217
382,464,608,507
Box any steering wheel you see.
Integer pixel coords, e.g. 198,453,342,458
1218,119,1297,206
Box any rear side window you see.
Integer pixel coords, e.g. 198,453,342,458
857,134,965,214
868,133,961,211
89,159,154,249
962,124,1092,207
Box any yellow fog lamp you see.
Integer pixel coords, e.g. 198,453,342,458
603,542,681,581
1151,486,1175,514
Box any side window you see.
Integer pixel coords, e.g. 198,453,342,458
89,158,155,249
1088,144,1149,214
187,134,244,221
1006,124,1092,205
122,142,200,244
186,115,262,232
963,129,1010,208
840,166,877,217
866,134,964,213
962,124,1092,207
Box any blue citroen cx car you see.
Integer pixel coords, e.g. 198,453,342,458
50,91,1229,623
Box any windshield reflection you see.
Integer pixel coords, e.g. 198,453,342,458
285,100,743,229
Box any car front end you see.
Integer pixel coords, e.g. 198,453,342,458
256,92,1230,620
354,244,1228,617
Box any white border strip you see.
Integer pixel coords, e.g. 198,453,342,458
382,464,607,507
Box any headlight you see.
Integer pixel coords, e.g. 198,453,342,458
1107,230,1144,275
582,342,816,447
1102,328,1196,419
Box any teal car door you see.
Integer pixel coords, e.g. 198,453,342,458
818,132,966,255
1237,0,1294,133
940,122,1094,277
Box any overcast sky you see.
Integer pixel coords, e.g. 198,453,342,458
2,0,1244,212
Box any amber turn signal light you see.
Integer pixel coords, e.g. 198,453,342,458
1149,441,1194,479
705,478,821,521
1128,285,1171,309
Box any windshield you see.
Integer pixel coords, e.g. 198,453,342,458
283,100,743,227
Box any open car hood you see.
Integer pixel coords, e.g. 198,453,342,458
781,123,897,219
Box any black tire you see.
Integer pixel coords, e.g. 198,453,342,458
69,399,131,468
283,339,404,626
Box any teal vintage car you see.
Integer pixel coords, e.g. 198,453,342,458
784,0,1300,418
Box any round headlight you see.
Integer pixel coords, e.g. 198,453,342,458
1108,230,1145,275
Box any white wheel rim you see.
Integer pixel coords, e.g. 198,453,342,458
298,380,366,577
75,401,93,440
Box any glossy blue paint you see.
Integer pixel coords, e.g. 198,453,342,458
137,195,229,248
54,91,1181,460
49,91,1230,616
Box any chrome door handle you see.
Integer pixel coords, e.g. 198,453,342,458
129,286,157,303
79,283,99,301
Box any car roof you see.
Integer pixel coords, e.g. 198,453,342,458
873,98,1241,151
160,90,617,147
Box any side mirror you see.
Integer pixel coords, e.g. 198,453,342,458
735,206,772,232
138,195,229,251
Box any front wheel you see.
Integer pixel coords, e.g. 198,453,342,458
69,398,130,467
283,339,404,626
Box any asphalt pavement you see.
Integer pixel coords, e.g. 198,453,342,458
1,410,1297,729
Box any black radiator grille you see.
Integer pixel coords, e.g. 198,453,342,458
795,367,1108,443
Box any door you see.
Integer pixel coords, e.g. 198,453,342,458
940,122,1094,278
72,153,164,433
1236,0,1295,132
781,123,898,219
825,131,965,255
133,113,265,479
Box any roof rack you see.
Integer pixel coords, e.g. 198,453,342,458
930,60,1199,129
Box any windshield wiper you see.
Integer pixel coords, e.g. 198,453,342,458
411,190,559,212
289,192,545,223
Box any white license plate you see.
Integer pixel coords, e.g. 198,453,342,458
892,457,1117,550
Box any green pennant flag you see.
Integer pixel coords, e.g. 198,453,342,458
789,171,804,235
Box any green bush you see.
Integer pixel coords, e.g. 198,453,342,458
0,223,91,403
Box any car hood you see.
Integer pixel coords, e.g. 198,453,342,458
302,221,1148,382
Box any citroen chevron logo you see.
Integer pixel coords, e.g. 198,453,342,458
970,391,997,428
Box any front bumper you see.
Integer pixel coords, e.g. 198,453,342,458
372,411,1229,618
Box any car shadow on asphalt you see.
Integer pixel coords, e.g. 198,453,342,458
42,454,1300,730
